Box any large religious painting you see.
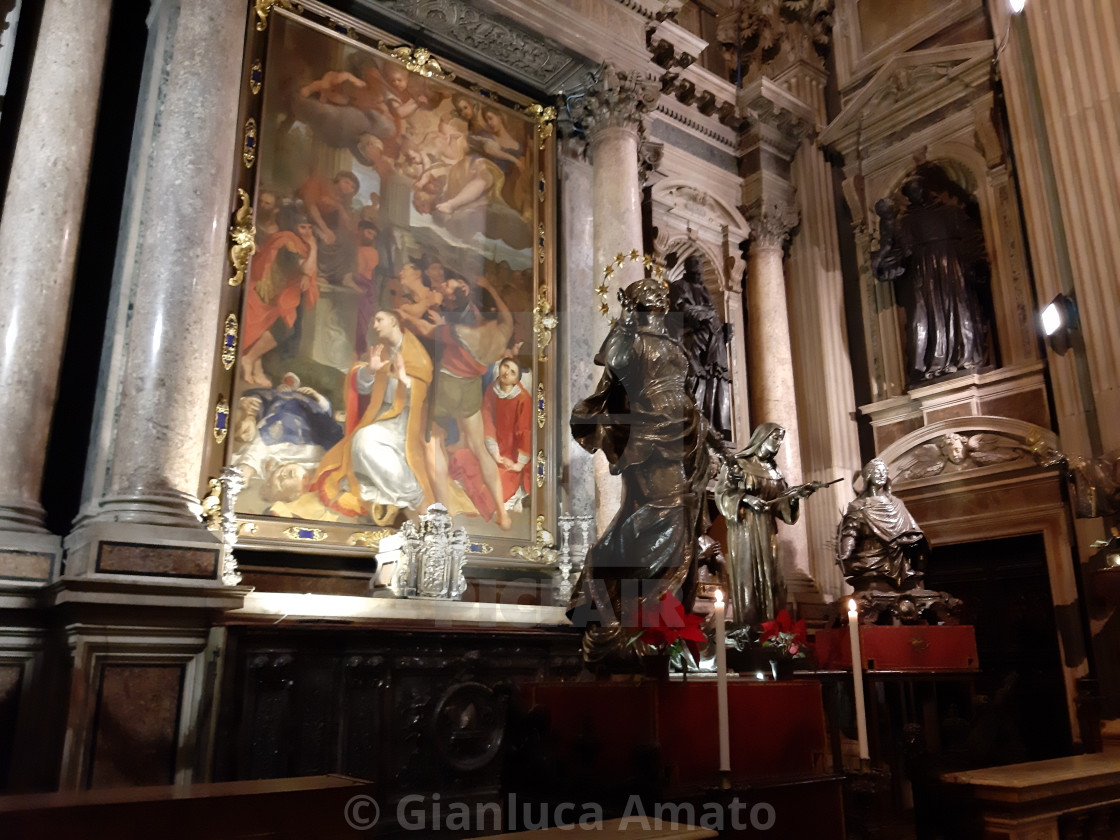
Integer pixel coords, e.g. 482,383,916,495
211,4,556,557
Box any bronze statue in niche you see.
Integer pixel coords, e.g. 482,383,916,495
669,253,734,440
873,168,995,384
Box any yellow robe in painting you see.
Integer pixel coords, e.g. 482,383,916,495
312,330,433,518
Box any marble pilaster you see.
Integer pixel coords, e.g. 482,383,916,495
0,0,111,579
781,62,862,601
568,65,660,535
67,0,248,576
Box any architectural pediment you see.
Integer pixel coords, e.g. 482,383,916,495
820,42,992,156
654,179,749,237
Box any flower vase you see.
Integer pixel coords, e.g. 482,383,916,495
769,658,796,680
640,651,671,681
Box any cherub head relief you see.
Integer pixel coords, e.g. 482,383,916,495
937,432,968,465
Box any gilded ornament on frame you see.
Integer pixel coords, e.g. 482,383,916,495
222,314,239,370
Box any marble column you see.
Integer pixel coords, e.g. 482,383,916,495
568,65,660,534
0,0,110,580
743,200,811,579
558,141,597,517
67,0,248,577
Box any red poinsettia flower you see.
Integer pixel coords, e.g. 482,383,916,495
760,609,810,659
634,590,708,664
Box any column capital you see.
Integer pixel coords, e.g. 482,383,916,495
569,63,661,144
744,195,800,250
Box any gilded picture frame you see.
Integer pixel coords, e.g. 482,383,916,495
204,2,558,565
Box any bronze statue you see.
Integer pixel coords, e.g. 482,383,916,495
835,458,964,624
715,423,833,634
874,175,992,383
669,254,733,440
837,458,929,594
569,276,731,671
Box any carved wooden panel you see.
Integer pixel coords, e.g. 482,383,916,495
214,627,582,798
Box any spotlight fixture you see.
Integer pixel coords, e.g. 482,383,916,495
1009,0,1026,13
1040,292,1078,354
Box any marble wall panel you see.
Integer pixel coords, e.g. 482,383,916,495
95,543,218,578
87,664,184,789
0,665,22,789
0,550,51,581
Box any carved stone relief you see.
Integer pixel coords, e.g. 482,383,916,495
716,0,834,83
891,427,1062,484
366,0,592,91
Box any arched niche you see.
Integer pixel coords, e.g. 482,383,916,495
650,178,751,443
876,160,1000,383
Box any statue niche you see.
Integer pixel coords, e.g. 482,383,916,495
668,253,734,440
872,165,996,385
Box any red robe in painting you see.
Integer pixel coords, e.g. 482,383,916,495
243,230,318,351
482,378,533,503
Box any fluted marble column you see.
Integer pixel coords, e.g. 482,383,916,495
744,200,811,577
0,0,110,577
67,0,248,575
568,65,660,534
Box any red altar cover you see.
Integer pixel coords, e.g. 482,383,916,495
526,679,829,786
814,624,979,672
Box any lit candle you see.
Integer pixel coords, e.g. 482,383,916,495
715,589,730,774
848,599,870,761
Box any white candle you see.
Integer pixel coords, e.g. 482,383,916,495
715,589,730,773
848,599,871,761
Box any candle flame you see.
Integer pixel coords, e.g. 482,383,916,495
714,589,724,606
848,598,857,613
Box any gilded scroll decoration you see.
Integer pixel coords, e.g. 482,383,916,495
201,477,222,531
536,383,546,429
523,102,557,150
227,188,256,287
533,286,558,362
249,60,263,95
349,529,394,548
255,0,295,31
536,450,546,488
378,45,452,80
510,515,559,565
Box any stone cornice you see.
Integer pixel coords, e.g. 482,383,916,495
739,77,817,151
